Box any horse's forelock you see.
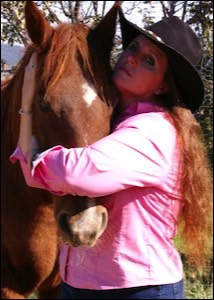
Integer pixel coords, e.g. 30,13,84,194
39,23,95,103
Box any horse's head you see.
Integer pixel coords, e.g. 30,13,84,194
25,1,119,147
22,1,119,247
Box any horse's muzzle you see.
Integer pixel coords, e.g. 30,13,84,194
57,205,108,247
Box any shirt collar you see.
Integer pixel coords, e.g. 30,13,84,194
113,101,166,128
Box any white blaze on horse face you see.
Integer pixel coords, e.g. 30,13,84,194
81,81,97,107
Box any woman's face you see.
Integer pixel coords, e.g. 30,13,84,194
113,35,169,102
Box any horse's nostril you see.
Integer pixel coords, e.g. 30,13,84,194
58,213,82,246
71,234,82,247
58,213,71,236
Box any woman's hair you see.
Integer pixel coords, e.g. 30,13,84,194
163,70,213,267
171,107,212,267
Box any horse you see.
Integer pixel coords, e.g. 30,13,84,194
1,1,119,298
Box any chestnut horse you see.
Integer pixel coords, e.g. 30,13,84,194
1,1,119,298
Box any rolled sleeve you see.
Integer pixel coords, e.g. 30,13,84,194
10,145,66,195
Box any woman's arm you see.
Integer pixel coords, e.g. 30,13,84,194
13,52,178,198
18,52,37,165
29,116,178,197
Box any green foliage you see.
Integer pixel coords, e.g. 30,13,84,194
1,1,118,45
1,1,26,45
1,1,213,47
184,256,213,299
188,1,213,36
175,231,213,299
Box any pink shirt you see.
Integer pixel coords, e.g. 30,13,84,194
10,102,184,289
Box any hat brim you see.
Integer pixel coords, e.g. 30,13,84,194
118,8,204,112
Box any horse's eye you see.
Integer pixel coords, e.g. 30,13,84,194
145,56,155,66
39,98,50,112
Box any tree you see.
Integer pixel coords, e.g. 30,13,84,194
1,1,137,46
1,1,27,45
1,1,112,45
1,1,213,46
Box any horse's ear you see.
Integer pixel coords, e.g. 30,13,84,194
25,1,53,47
91,1,121,60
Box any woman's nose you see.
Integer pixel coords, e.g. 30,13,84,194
127,54,137,66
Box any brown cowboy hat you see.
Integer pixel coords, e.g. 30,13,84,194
118,7,204,112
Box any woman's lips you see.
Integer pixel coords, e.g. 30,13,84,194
119,66,131,77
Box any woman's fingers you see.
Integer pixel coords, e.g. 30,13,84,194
21,52,37,108
26,52,37,72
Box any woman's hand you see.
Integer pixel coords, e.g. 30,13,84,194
21,52,37,111
18,51,38,162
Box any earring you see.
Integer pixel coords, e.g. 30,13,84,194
154,88,162,95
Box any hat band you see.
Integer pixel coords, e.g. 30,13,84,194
144,29,164,43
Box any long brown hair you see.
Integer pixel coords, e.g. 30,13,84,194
163,70,213,267
171,107,212,267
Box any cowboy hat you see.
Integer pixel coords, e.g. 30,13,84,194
118,7,204,112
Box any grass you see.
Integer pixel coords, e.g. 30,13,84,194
184,263,213,299
28,293,38,299
175,227,213,299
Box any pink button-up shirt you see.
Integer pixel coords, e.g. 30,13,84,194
10,102,184,289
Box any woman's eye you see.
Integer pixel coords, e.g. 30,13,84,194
145,56,155,66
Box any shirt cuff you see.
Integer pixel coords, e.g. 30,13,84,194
10,145,26,164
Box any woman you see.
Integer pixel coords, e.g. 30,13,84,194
11,7,212,299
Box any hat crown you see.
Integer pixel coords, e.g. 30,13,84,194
147,16,203,66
